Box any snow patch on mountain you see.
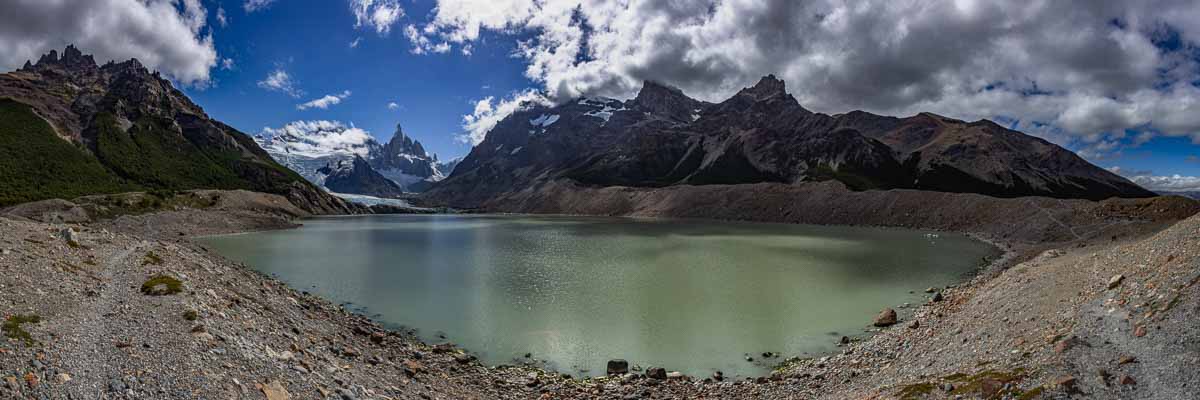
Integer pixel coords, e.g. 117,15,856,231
530,114,560,127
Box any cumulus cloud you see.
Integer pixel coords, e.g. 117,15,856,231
259,120,375,158
404,25,451,54
1110,167,1200,192
297,90,352,110
459,89,550,144
350,0,404,35
216,6,228,27
409,0,1200,152
0,0,218,85
387,102,400,110
244,0,277,13
257,68,303,97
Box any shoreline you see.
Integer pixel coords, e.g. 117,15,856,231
3,190,1198,399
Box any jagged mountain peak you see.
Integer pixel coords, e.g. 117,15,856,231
736,74,789,100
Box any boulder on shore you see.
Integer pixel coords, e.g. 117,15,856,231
873,308,898,327
607,359,629,375
646,367,667,380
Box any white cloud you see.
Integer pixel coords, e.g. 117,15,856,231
410,0,1200,151
297,90,352,110
258,120,375,158
350,0,404,36
387,102,400,110
216,6,228,27
220,58,234,70
0,0,218,85
404,24,451,54
257,68,302,97
349,37,362,48
459,89,550,145
244,0,277,13
1110,167,1200,192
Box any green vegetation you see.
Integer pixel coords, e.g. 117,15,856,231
896,368,1034,400
143,251,164,266
140,275,183,296
94,113,246,191
183,310,199,321
0,99,136,206
2,314,42,346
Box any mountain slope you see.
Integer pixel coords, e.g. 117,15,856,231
0,46,349,212
319,156,405,197
427,76,1153,206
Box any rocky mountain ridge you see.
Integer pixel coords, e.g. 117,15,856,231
254,123,455,196
0,46,351,213
426,76,1154,206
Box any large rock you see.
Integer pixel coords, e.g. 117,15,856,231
646,367,667,380
607,359,629,375
873,308,898,327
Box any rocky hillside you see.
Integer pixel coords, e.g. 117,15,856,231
0,46,351,214
427,76,1153,206
255,123,452,196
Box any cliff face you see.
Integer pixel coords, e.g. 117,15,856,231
0,46,352,213
426,76,1154,207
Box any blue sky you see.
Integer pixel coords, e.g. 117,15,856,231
183,1,532,161
3,0,1200,191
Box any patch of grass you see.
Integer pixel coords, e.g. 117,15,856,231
140,275,183,296
2,314,42,346
946,368,1027,398
182,310,198,321
896,382,937,399
143,252,164,266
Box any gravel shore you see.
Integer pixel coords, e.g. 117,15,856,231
2,193,1198,399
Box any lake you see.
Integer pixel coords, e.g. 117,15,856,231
198,214,998,377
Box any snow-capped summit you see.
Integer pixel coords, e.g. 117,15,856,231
254,121,455,197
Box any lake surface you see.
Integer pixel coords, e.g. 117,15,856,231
199,214,998,377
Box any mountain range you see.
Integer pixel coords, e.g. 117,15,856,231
0,46,349,212
425,76,1154,206
254,122,458,197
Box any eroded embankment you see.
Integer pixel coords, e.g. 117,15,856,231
447,180,1198,247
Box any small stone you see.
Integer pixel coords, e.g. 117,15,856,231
22,373,37,388
369,332,385,344
1054,336,1078,353
261,380,290,400
666,372,684,379
1056,376,1077,390
907,320,920,329
108,379,126,392
1120,375,1136,385
646,368,667,380
54,373,71,384
712,371,724,381
839,336,850,345
1107,274,1125,290
607,359,629,375
925,287,937,293
1118,356,1137,365
873,308,898,327
402,359,425,376
931,292,944,302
